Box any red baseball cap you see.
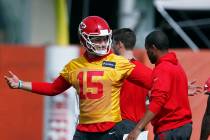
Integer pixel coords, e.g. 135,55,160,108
204,77,210,93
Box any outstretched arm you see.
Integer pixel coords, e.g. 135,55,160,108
4,71,71,96
125,110,155,140
4,71,31,90
127,60,153,90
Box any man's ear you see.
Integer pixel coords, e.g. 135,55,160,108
152,44,158,50
119,41,125,49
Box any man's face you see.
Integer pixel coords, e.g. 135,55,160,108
88,35,110,56
145,44,157,64
112,40,121,55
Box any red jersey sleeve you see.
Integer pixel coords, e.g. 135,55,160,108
32,75,71,96
148,67,171,114
126,59,152,90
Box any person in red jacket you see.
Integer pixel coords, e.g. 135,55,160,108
126,30,192,140
200,77,210,140
111,28,151,139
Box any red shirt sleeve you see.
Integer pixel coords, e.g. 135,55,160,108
32,75,71,96
126,59,153,90
148,67,170,114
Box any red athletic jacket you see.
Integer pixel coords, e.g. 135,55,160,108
148,52,192,133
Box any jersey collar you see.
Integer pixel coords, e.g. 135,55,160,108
84,51,113,62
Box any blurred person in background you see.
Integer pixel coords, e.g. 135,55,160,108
126,30,193,140
112,28,151,140
200,77,210,140
4,16,152,140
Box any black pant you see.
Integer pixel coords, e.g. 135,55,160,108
73,130,113,140
73,120,137,140
200,96,210,140
108,120,137,140
154,123,192,140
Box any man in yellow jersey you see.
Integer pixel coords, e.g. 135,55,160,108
4,16,152,140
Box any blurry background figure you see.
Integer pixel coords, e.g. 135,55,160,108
112,28,151,140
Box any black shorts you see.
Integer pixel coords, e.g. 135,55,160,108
73,120,137,140
106,119,137,140
73,130,113,140
154,123,192,140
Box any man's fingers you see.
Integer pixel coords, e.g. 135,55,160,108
196,88,202,92
4,75,11,81
4,75,8,80
195,88,202,92
190,80,196,84
8,71,15,77
196,86,203,89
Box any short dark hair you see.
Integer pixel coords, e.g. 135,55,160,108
145,30,169,51
112,28,136,50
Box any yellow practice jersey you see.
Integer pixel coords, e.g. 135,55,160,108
60,53,135,124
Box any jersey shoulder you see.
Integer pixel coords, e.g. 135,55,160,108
107,54,135,70
108,53,131,63
66,55,86,66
